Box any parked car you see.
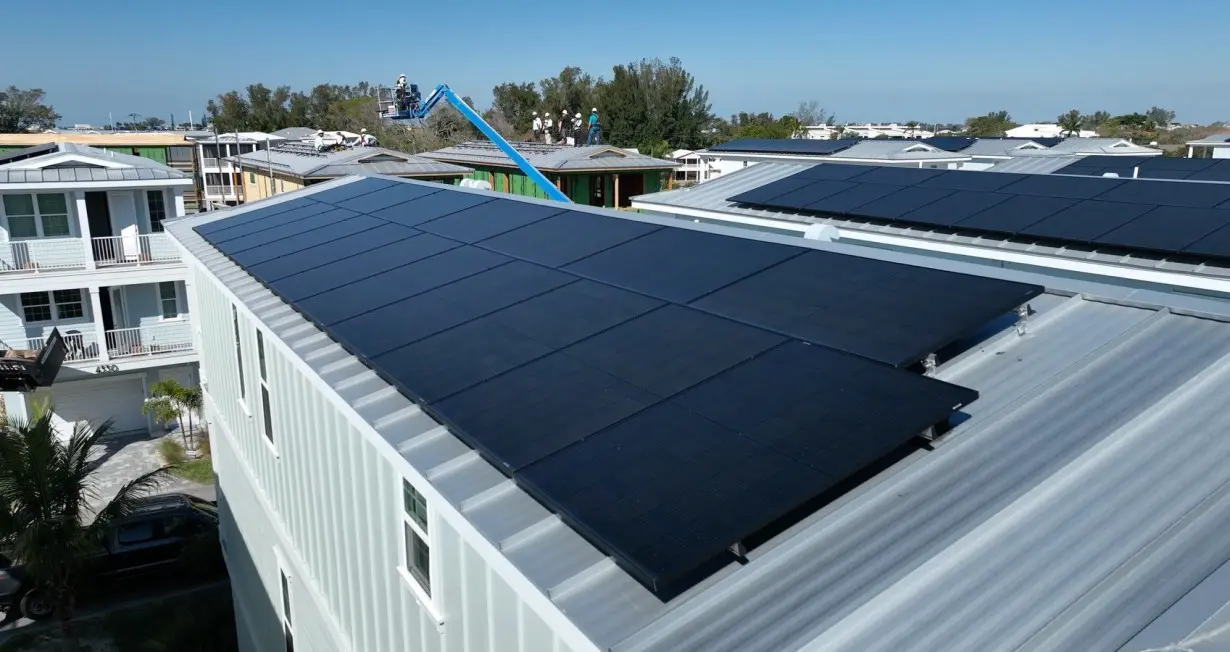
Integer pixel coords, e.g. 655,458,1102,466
0,493,222,620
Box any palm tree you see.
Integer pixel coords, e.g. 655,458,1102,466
1057,109,1084,137
0,402,170,652
143,378,199,451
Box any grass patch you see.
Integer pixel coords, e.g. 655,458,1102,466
156,437,214,485
171,457,214,484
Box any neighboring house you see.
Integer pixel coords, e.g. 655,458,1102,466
702,139,970,172
1043,137,1163,157
270,127,322,142
0,143,199,439
1006,123,1097,139
187,132,286,207
168,175,1230,652
630,161,1230,299
920,138,1053,170
1186,132,1230,159
228,143,471,202
421,141,678,207
0,133,201,210
805,124,936,140
669,149,719,183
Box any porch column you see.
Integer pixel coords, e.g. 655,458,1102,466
172,188,186,217
74,191,96,271
1188,145,1195,159
614,174,621,208
89,288,109,362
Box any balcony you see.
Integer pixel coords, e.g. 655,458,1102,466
22,321,193,365
203,185,244,201
0,234,181,276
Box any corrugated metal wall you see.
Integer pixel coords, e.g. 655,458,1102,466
192,266,586,652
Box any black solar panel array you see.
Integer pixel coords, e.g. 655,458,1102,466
729,164,1230,260
197,178,1041,598
1057,155,1230,183
707,138,861,156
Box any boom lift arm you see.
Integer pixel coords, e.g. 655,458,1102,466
386,84,571,203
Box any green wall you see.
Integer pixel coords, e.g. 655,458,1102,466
461,164,666,208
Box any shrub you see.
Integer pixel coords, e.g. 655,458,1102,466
157,437,186,466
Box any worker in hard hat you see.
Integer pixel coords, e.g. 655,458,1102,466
313,129,325,151
559,110,572,144
395,75,408,111
587,108,600,145
573,112,583,147
360,128,377,147
531,111,542,141
543,112,554,144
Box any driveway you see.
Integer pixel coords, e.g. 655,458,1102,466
88,431,216,512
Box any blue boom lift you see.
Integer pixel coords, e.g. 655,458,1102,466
384,83,571,204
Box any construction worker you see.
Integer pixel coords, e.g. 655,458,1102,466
313,129,325,151
360,128,377,147
531,111,542,140
587,108,600,145
395,75,408,112
573,112,583,147
543,112,554,144
559,111,571,144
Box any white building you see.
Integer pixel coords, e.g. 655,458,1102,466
702,139,970,174
0,143,199,437
668,149,719,183
189,132,286,207
168,175,1230,652
1005,123,1098,139
1186,132,1230,159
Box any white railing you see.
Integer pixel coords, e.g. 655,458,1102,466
25,330,101,363
105,322,194,360
0,237,87,273
92,233,181,267
203,185,242,200
201,157,222,168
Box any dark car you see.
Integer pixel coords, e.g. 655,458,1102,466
0,493,222,620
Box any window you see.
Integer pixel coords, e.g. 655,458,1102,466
20,290,83,322
279,568,294,652
3,193,70,238
147,190,167,232
232,305,245,401
158,282,180,319
249,171,255,184
402,479,431,595
116,520,160,545
167,146,193,162
257,330,273,443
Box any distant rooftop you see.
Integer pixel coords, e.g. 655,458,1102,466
0,132,194,147
228,142,471,178
1187,132,1230,146
188,131,286,144
0,142,190,184
421,141,679,171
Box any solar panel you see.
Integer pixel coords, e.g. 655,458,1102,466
476,211,661,267
1018,201,1155,242
210,208,362,253
416,201,568,243
305,176,400,204
246,223,420,283
478,280,664,350
727,177,818,205
707,138,859,156
851,186,956,219
1134,157,1218,172
267,233,460,301
330,182,444,214
803,183,903,214
563,227,801,303
193,197,320,236
791,164,879,181
852,166,947,186
369,191,494,227
998,174,1124,200
897,191,1014,227
227,215,386,267
691,249,1042,366
922,136,977,152
917,171,1028,192
1095,179,1230,209
1187,161,1230,183
295,246,510,326
1096,206,1230,253
763,180,855,209
1183,223,1230,258
201,202,339,244
949,195,1078,234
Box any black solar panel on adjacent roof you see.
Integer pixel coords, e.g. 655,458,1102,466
193,178,1040,600
922,136,977,152
733,163,1230,261
707,138,860,156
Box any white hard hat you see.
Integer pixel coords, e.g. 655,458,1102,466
361,128,367,133
576,112,582,117
592,107,598,112
316,129,324,134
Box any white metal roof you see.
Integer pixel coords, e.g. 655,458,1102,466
168,176,1230,652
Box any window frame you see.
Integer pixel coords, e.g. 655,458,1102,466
232,305,246,407
19,289,84,323
277,559,294,652
2,192,72,239
257,330,274,445
157,281,182,320
398,476,442,621
147,190,168,232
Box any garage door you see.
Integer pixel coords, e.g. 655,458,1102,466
39,377,148,437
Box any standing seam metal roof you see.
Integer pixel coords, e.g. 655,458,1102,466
421,141,679,171
228,145,471,178
0,142,189,184
168,176,1230,652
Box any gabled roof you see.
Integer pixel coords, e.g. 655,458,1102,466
421,141,679,172
957,138,1049,157
228,142,471,178
169,175,1230,652
271,127,321,140
1046,137,1163,155
985,155,1086,174
0,142,189,185
702,138,967,162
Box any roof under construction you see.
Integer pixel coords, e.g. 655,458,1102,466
421,141,679,172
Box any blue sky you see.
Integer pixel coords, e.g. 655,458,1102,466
8,0,1229,126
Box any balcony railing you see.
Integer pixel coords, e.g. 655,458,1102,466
92,233,181,267
105,322,194,360
24,330,101,363
0,238,90,273
203,185,243,199
0,234,181,275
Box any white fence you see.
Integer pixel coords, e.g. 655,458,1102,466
0,237,87,272
0,234,181,275
24,330,100,363
92,233,181,267
106,322,194,359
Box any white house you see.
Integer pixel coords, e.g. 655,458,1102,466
0,143,199,438
1006,123,1097,139
702,139,970,172
669,149,720,183
167,175,1230,652
1187,132,1230,159
188,132,286,207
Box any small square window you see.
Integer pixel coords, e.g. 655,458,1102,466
40,214,70,237
402,480,427,531
405,522,430,595
249,171,256,184
52,289,83,320
19,292,51,323
7,215,37,238
3,194,34,217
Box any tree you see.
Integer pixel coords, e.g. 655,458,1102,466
964,110,1017,137
905,121,920,138
490,82,542,136
791,101,827,137
1084,110,1111,129
1057,109,1083,137
143,378,200,451
0,403,170,651
595,57,715,151
1146,106,1176,129
0,87,61,133
538,67,597,125
140,116,167,131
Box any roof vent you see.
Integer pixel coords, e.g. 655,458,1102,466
1101,172,1120,178
803,224,839,241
